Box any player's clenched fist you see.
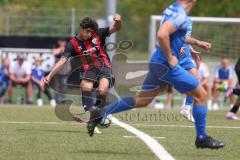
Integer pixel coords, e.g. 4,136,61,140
197,41,212,50
113,14,121,22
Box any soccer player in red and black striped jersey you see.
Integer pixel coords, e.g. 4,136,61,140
43,15,122,113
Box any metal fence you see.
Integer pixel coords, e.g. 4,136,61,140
0,8,104,37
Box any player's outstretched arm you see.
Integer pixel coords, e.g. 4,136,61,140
190,45,201,54
42,57,67,85
157,21,178,67
185,36,212,50
189,45,201,69
109,14,122,34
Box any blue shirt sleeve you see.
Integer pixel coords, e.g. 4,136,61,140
186,18,192,36
168,12,186,30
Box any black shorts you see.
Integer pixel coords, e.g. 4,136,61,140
235,58,240,85
11,81,31,87
80,66,115,88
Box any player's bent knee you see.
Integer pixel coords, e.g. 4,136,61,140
80,81,93,91
135,97,153,108
97,89,107,96
205,84,211,90
97,84,109,94
236,97,240,106
196,91,207,104
191,85,207,105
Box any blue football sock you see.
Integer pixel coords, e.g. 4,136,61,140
100,96,135,117
193,105,207,140
185,96,194,106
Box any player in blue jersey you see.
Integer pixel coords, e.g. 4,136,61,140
179,17,207,122
178,17,197,122
0,57,10,102
87,0,225,149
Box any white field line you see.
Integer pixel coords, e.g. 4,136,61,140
130,124,240,129
0,121,78,125
123,135,166,139
0,120,239,129
111,117,175,160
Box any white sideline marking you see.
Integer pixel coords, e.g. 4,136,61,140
0,121,78,125
0,121,240,129
123,135,166,139
131,124,240,129
111,117,175,160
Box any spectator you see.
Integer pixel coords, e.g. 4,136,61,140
197,56,212,110
52,39,68,103
0,57,10,103
31,55,56,107
8,54,33,104
52,38,67,60
212,56,235,110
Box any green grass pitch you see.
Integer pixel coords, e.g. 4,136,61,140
0,105,239,160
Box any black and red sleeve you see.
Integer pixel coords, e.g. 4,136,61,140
97,27,110,43
61,41,74,59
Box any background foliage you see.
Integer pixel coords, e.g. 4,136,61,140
0,0,240,53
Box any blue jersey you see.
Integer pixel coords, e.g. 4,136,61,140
0,67,9,85
32,67,45,81
151,2,188,63
179,18,192,64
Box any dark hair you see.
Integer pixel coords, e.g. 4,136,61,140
80,17,98,31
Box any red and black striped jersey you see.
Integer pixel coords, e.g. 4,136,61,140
62,27,111,71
